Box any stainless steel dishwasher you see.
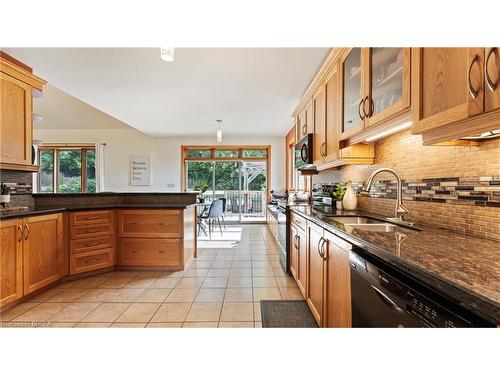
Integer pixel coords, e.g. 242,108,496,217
349,249,494,328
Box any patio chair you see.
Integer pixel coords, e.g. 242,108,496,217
198,199,224,239
219,197,227,230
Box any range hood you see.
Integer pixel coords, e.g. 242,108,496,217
461,129,500,140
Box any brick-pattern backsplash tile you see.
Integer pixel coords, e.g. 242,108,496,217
314,129,500,241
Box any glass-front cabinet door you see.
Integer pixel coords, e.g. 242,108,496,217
365,48,410,127
341,48,365,138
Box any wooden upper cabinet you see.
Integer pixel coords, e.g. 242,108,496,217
365,48,411,128
0,219,23,307
324,64,340,161
313,85,326,164
0,55,46,171
485,47,500,113
412,48,485,134
23,214,63,295
0,72,32,166
340,48,365,139
341,48,411,138
297,99,313,140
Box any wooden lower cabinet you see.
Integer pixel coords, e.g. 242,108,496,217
323,230,352,328
119,238,182,267
23,214,63,295
306,221,327,326
70,248,113,275
0,219,23,307
69,210,115,275
117,208,195,270
302,217,353,328
290,223,307,297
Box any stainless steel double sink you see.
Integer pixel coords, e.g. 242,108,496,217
329,216,416,233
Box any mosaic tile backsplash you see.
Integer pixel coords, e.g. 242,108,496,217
0,170,34,207
366,176,500,208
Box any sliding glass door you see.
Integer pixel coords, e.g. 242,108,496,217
185,160,267,223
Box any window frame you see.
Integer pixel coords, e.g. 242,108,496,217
181,145,271,200
37,144,96,193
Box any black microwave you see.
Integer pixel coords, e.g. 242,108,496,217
295,134,313,169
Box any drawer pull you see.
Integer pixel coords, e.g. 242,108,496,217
84,216,101,220
131,250,143,254
85,229,100,233
129,222,166,225
87,242,101,247
158,250,167,254
85,257,102,264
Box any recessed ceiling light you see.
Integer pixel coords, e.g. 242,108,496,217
160,48,174,62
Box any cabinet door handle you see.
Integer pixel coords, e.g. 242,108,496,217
485,48,498,92
467,54,480,99
317,238,324,258
23,224,30,240
358,98,365,120
302,124,307,135
362,95,370,117
321,239,328,260
17,225,23,242
369,98,374,117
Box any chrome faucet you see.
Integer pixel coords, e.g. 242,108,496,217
362,168,413,224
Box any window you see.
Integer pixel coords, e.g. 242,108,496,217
214,149,238,158
242,149,267,158
186,149,211,158
38,145,96,193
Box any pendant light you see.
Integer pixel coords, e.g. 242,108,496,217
216,120,223,143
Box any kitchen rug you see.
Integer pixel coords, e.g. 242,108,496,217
260,300,318,328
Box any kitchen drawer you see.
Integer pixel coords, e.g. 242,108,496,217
118,210,183,238
70,235,115,254
70,210,113,226
70,222,114,240
290,212,306,232
70,248,114,275
118,238,182,267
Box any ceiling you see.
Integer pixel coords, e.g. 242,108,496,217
33,84,134,130
4,48,330,137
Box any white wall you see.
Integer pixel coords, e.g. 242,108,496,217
34,128,285,192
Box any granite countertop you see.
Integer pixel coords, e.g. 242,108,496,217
289,204,500,324
1,192,198,220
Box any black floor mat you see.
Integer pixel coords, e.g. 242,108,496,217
260,300,318,328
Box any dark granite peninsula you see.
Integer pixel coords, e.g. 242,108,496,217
0,192,198,309
289,205,500,324
0,192,198,219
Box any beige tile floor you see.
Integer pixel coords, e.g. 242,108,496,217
0,225,303,328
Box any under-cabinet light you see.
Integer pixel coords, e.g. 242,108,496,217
365,121,412,142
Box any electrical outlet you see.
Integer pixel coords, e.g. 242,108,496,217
167,183,175,189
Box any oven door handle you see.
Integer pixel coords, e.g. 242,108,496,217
370,285,403,312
